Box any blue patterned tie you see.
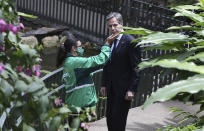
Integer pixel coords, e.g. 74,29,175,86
111,39,118,59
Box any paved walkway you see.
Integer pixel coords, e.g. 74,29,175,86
89,100,201,131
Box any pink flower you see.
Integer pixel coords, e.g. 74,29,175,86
37,57,43,62
0,19,6,25
0,46,5,52
19,23,24,29
33,65,41,77
7,24,18,34
54,99,62,106
81,123,85,128
0,64,5,74
0,19,6,32
16,66,23,72
86,124,90,129
7,24,13,31
35,71,40,77
17,23,24,31
12,26,18,34
33,65,41,71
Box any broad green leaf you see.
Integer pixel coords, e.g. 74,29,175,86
39,96,49,113
8,31,17,43
40,112,48,122
0,79,14,97
15,80,28,92
173,7,204,22
1,69,9,79
15,100,24,107
194,22,204,27
19,44,37,57
198,12,204,17
33,88,49,96
19,72,32,83
49,116,61,131
139,59,204,74
59,107,71,114
46,108,59,120
175,5,201,10
142,75,204,109
69,106,82,113
122,27,154,35
195,30,204,37
23,123,35,131
194,40,204,46
27,81,44,93
167,25,201,31
138,32,189,46
185,52,204,62
131,37,144,43
189,45,204,51
70,117,80,129
138,52,189,68
199,0,204,7
17,12,37,19
4,64,18,81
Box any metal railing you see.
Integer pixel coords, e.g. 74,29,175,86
41,67,106,119
16,0,122,42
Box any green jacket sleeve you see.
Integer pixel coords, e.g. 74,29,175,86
64,45,110,69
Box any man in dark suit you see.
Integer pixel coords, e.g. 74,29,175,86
100,12,141,131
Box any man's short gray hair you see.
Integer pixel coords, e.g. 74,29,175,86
106,12,123,25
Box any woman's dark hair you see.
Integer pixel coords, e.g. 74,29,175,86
56,31,77,67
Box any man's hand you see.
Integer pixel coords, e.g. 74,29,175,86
125,91,134,100
100,87,106,96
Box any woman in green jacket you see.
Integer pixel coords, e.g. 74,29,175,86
57,31,116,110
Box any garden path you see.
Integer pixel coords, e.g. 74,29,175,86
89,100,201,131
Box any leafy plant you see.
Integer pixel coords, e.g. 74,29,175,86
156,124,200,131
167,0,196,7
0,0,95,130
123,0,204,130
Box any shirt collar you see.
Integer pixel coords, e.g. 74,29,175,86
116,34,123,41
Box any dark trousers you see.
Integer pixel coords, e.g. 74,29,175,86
106,94,131,131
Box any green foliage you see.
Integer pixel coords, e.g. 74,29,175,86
142,75,204,109
156,124,201,131
17,12,37,19
167,0,195,7
0,0,95,130
124,0,204,130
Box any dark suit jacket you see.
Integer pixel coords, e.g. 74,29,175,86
102,34,141,97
